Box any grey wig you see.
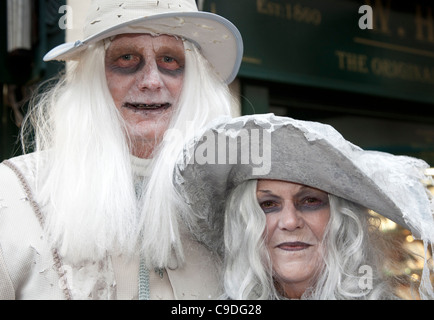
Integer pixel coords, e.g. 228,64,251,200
222,180,405,300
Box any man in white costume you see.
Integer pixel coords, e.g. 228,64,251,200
0,0,243,300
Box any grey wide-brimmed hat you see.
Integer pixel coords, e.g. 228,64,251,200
174,113,434,247
43,0,243,83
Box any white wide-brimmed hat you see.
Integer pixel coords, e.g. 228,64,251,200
43,0,243,83
174,113,434,248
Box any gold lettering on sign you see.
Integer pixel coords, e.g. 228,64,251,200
336,50,434,84
415,5,434,43
365,0,391,34
335,51,369,74
362,0,434,44
257,0,322,26
257,0,283,17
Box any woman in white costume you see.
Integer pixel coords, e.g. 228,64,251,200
174,113,434,299
0,0,242,300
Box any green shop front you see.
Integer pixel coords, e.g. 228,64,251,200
202,0,434,167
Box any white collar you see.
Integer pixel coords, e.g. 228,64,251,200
130,155,152,177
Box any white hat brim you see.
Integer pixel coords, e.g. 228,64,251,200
43,12,243,84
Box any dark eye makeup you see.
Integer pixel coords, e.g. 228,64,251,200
295,194,329,211
106,46,185,77
257,188,329,214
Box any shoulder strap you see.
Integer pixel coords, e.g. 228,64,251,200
2,159,73,300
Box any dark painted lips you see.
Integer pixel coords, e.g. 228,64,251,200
277,241,312,251
123,102,172,111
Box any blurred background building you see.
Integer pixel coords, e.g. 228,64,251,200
1,0,433,299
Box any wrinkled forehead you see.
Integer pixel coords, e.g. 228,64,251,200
105,33,185,50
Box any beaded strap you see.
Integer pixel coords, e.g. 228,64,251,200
138,256,150,300
3,160,73,300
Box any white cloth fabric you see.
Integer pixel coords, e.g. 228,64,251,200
0,153,222,299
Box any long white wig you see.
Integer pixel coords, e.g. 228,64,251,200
138,39,235,268
21,37,234,266
222,180,406,300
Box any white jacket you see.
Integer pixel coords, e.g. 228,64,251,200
0,153,222,300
